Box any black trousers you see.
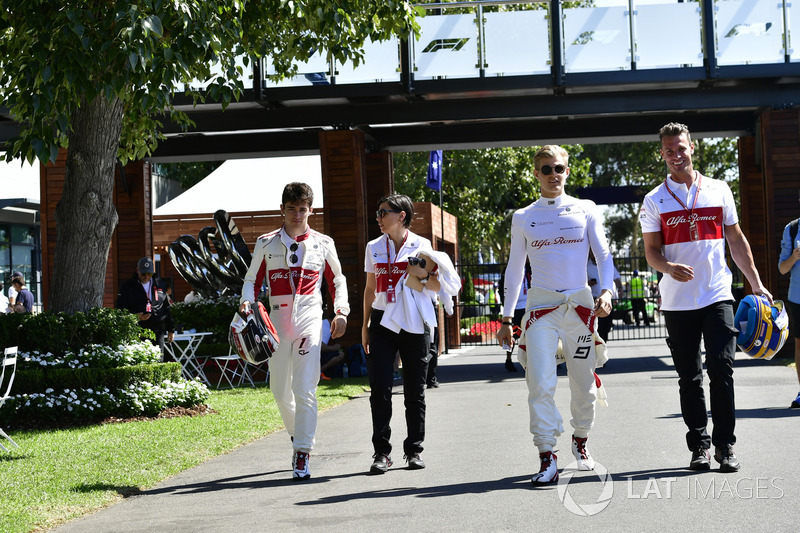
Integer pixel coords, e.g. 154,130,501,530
597,314,612,342
663,301,737,451
367,309,430,456
632,298,650,325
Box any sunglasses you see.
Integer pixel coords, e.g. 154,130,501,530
538,164,567,175
289,242,298,264
376,209,402,219
407,256,427,268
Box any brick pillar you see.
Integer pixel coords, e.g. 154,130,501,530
112,160,154,305
40,151,153,310
739,108,800,357
319,130,372,346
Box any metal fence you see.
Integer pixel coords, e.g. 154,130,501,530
455,252,670,347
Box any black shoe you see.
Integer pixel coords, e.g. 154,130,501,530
689,447,711,470
426,380,439,389
505,359,517,372
405,453,425,470
714,445,740,472
370,453,392,474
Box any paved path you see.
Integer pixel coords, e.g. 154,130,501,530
54,338,800,532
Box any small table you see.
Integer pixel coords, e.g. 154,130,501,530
165,332,213,386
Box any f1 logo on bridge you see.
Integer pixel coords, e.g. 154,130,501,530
422,38,470,53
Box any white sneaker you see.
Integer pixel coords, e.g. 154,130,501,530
531,451,558,484
572,435,595,471
292,451,311,480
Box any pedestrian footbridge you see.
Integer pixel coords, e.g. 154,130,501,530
151,0,800,160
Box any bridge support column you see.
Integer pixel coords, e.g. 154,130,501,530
738,108,800,355
318,130,393,346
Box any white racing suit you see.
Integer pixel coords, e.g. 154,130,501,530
518,286,598,452
241,227,349,453
502,194,614,454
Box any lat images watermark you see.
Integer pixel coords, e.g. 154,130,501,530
556,463,786,517
627,476,785,500
556,460,614,517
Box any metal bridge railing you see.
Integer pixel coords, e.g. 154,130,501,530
261,0,799,89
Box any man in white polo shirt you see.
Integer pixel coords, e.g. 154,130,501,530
639,122,771,473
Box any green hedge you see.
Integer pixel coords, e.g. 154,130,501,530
171,296,239,344
13,363,183,395
0,308,152,355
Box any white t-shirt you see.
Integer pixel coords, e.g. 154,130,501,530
502,194,614,318
638,173,738,311
587,259,620,299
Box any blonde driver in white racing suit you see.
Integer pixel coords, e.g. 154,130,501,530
239,182,349,481
496,145,614,485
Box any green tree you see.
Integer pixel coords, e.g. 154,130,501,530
578,138,738,253
394,146,590,259
0,0,419,313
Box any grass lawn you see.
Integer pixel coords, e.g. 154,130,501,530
0,378,369,533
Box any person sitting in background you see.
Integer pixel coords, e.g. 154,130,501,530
320,314,347,379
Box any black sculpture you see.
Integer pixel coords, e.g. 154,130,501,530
168,209,252,298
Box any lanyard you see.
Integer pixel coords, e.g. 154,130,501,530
385,231,408,288
140,281,158,303
664,172,702,215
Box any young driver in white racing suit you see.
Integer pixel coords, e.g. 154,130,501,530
239,182,349,481
496,145,614,484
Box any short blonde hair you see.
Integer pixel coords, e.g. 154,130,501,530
534,145,569,169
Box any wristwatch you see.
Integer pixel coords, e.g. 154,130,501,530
419,272,431,285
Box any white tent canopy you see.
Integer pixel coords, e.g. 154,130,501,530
0,158,40,208
154,155,324,216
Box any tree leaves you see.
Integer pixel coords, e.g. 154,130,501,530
0,1,419,164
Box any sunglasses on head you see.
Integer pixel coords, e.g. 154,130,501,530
376,208,402,219
289,242,298,264
538,164,567,175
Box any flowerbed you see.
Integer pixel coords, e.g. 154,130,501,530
20,341,162,369
468,320,502,336
3,379,209,428
1,311,210,428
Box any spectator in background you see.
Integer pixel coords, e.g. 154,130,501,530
777,194,800,409
0,281,8,313
116,257,175,354
10,274,33,313
320,313,346,379
588,254,622,342
630,270,650,327
7,270,22,311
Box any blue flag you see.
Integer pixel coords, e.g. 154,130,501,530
426,150,442,191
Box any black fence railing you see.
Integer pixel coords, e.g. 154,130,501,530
455,252,673,346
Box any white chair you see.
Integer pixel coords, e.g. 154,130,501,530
0,346,20,451
211,353,255,389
